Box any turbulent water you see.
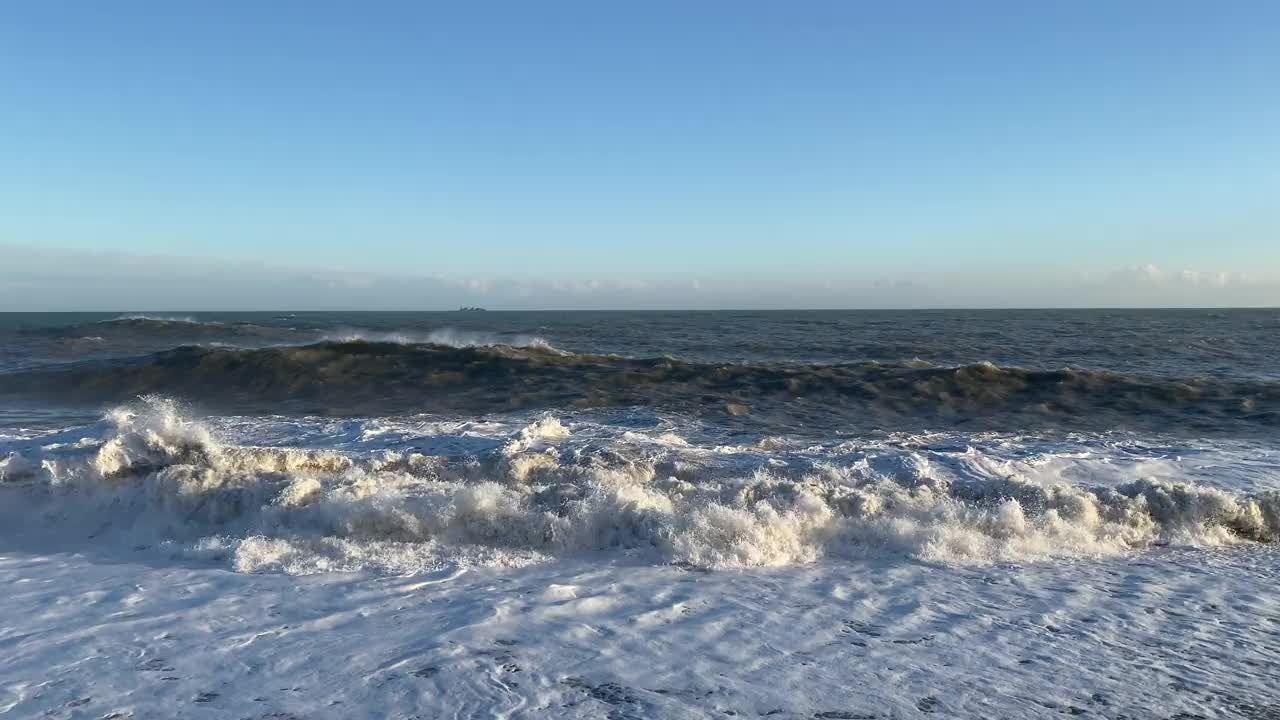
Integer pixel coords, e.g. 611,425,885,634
2,310,1279,574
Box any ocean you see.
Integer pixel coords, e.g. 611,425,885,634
2,310,1278,719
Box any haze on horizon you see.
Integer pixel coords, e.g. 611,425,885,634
2,2,1277,311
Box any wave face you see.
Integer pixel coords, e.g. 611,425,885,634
2,398,1277,575
1,341,1277,435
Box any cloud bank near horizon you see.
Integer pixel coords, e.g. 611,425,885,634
1,245,1277,311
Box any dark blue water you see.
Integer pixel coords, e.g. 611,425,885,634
1,310,1278,436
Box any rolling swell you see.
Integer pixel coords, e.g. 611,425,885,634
2,340,1278,434
25,315,281,340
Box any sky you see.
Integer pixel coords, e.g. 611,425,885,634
1,1,1278,309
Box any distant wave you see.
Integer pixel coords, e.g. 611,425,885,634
1,397,1276,575
103,314,208,324
38,319,561,353
1,342,1277,435
321,328,565,353
26,315,283,342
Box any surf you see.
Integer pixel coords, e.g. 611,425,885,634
4,397,1276,576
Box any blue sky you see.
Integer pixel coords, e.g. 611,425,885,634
2,1,1278,308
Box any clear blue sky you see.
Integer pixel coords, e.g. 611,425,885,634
2,1,1278,308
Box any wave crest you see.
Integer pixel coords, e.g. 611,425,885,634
322,328,565,353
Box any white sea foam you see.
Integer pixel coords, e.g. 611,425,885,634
503,414,571,456
105,313,205,324
0,451,39,482
320,327,567,353
6,523,1277,720
3,398,1277,576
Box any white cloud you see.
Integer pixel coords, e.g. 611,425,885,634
1,245,1276,310
1105,264,1252,289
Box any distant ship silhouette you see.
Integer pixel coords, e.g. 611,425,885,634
458,306,487,312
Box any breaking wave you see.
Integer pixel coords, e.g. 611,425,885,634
104,314,206,324
2,343,1277,435
320,328,564,353
2,398,1276,575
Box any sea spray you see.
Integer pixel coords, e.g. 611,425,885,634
3,398,1276,575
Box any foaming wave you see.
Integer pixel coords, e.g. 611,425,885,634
4,398,1277,575
104,314,206,324
323,328,566,353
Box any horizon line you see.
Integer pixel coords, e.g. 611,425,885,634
3,306,1278,314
